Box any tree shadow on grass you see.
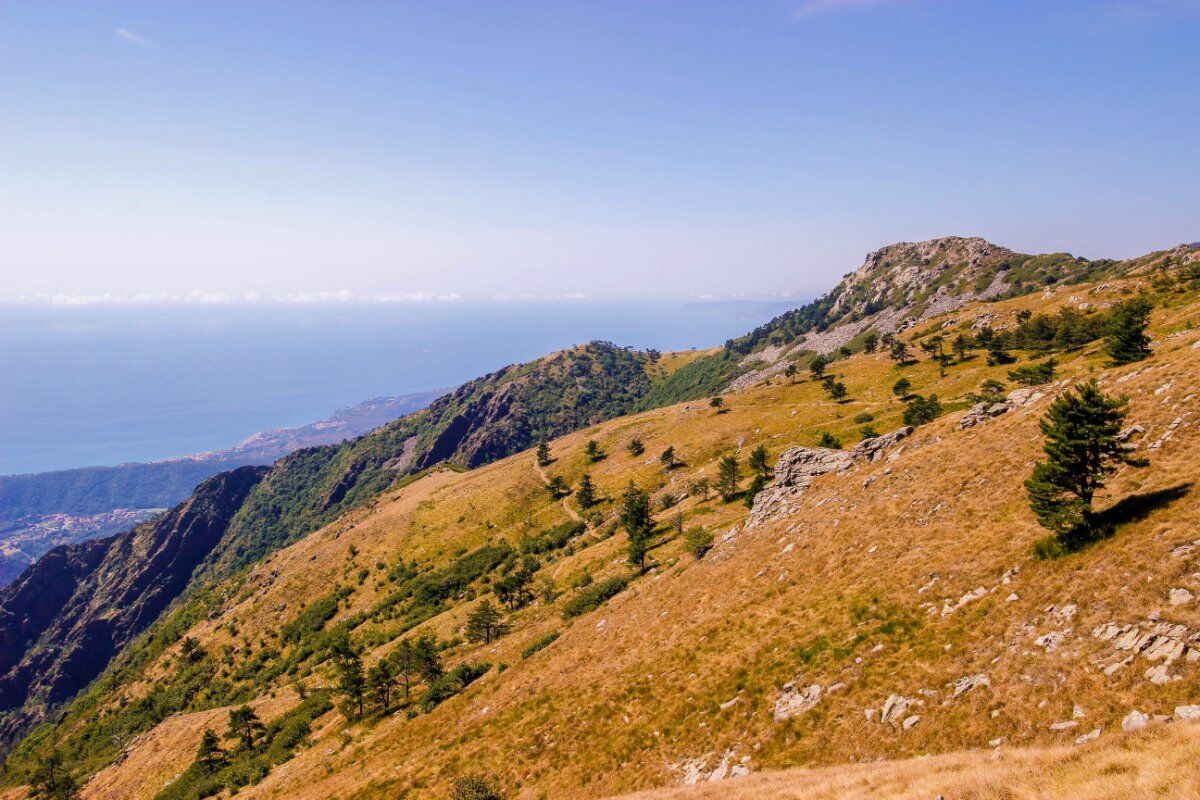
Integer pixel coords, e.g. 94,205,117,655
1045,483,1193,558
1093,483,1193,530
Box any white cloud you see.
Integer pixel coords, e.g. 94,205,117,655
0,290,464,306
490,292,589,302
793,0,905,19
114,26,156,49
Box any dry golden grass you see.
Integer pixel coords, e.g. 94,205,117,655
45,280,1200,799
615,722,1200,800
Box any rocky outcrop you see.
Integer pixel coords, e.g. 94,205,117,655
960,401,1011,430
748,427,913,527
774,682,823,721
0,466,266,748
1092,617,1200,683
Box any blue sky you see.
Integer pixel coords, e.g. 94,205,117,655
2,0,1198,301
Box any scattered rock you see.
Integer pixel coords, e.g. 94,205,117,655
942,587,987,616
1049,720,1079,731
949,673,990,699
1007,387,1046,407
902,715,920,730
1116,424,1145,442
1145,664,1177,685
1170,588,1194,606
1075,728,1102,745
773,683,822,721
1035,631,1068,651
880,694,918,724
1122,710,1149,731
1175,705,1200,720
678,751,751,785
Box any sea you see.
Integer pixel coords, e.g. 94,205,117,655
0,300,798,475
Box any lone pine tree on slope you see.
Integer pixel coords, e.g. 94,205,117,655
1104,296,1153,365
1025,379,1146,551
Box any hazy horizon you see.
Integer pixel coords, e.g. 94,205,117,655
0,298,796,474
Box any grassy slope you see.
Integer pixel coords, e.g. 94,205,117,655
7,276,1200,800
619,722,1200,800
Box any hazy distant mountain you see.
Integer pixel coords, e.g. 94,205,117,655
0,389,445,585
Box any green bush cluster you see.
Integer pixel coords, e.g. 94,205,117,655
561,576,629,620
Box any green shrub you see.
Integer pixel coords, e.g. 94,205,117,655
421,662,490,711
562,576,629,619
521,631,561,659
817,431,842,449
685,527,714,558
902,394,943,426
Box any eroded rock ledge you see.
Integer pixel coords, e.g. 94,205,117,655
747,426,913,527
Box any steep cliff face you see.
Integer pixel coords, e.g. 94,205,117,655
0,466,266,746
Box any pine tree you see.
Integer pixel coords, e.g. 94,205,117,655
546,475,569,498
689,477,710,502
1025,379,1146,550
784,363,798,383
575,473,596,508
716,455,741,502
30,749,77,800
1104,296,1153,365
535,440,551,467
748,444,770,477
227,705,264,751
863,331,880,353
809,355,828,380
986,336,1015,366
466,600,507,645
337,653,366,718
627,436,645,456
743,473,767,508
922,335,950,376
826,379,848,401
659,446,677,469
197,728,226,773
892,377,912,398
413,632,443,683
709,396,724,411
368,660,397,711
621,482,653,572
889,339,912,365
584,439,604,462
389,639,416,700
952,333,971,362
1008,358,1057,387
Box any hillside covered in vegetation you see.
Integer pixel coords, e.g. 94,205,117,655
2,238,1199,800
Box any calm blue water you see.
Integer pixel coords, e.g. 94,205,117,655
0,300,795,475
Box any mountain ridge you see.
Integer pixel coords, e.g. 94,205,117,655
0,236,1196,797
